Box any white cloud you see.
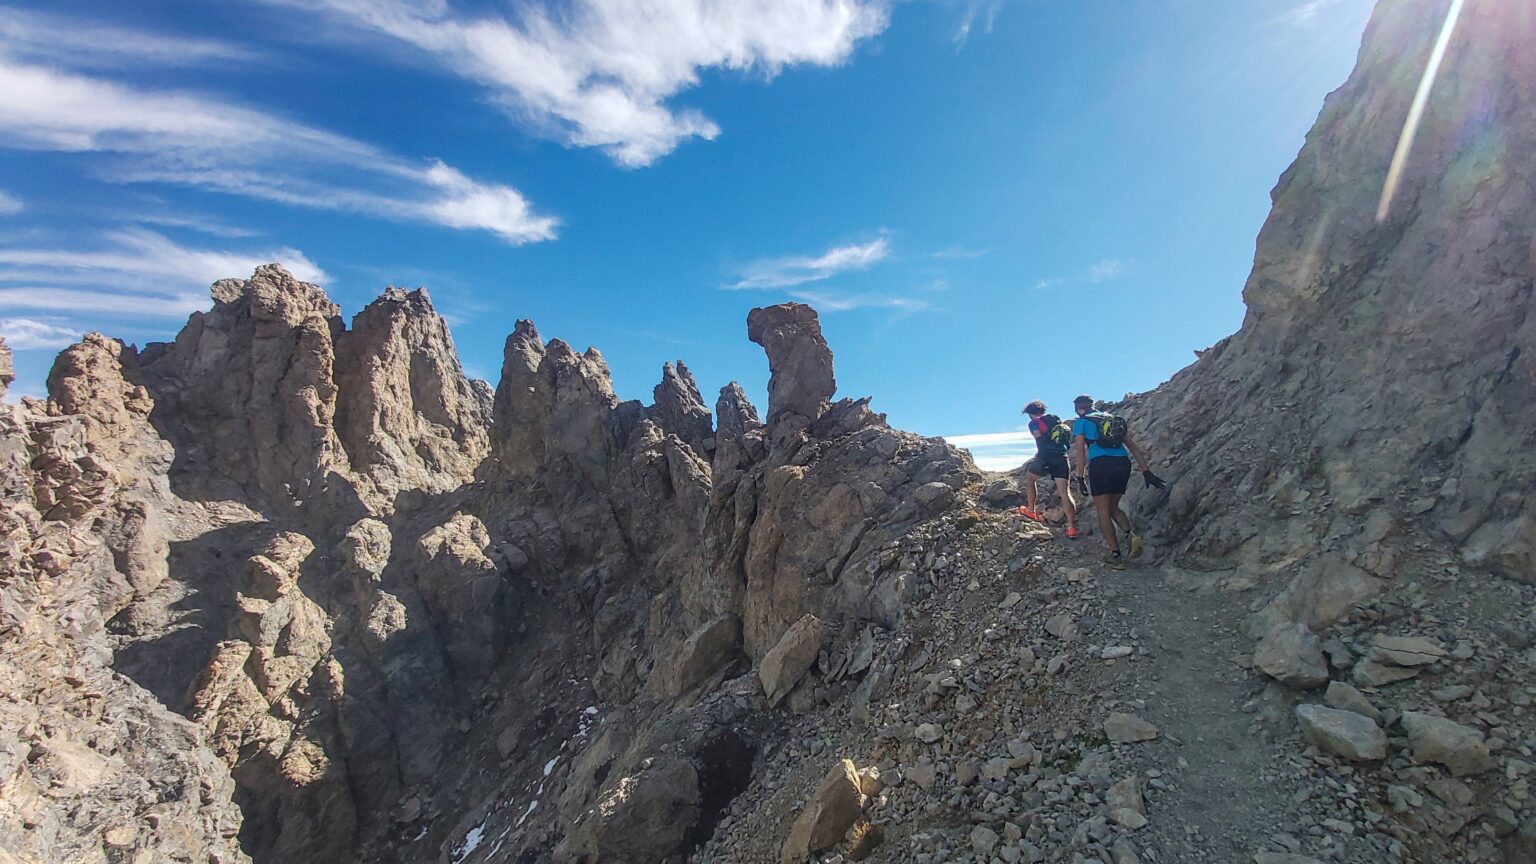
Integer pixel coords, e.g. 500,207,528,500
0,7,258,69
0,56,556,244
0,228,327,286
729,236,890,290
260,0,891,167
953,0,1003,46
787,289,928,313
0,189,19,215
1087,258,1127,283
944,429,1034,472
0,229,326,320
1034,257,1130,290
0,288,207,318
0,318,81,350
1272,0,1347,28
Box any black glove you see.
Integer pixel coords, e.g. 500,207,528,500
1142,470,1166,490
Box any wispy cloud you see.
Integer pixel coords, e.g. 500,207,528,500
1272,0,1347,28
1088,258,1127,282
255,0,891,167
953,0,1004,46
944,429,1034,472
0,189,20,216
1034,257,1131,290
786,289,928,313
0,229,324,319
0,6,259,69
0,317,81,350
0,55,557,244
729,236,891,290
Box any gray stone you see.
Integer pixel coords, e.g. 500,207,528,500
1103,713,1159,743
1323,681,1381,722
1255,623,1329,688
1371,635,1446,667
1294,704,1386,761
1351,658,1420,687
1400,711,1492,776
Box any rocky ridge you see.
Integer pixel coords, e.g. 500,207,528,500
1,0,1534,862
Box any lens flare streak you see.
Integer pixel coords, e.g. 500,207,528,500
1376,0,1468,222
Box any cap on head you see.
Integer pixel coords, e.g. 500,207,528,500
1023,400,1047,416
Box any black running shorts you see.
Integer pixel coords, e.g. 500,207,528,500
1027,451,1069,480
1088,455,1132,496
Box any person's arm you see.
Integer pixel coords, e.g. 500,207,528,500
1124,430,1151,472
1126,431,1167,489
1073,433,1089,476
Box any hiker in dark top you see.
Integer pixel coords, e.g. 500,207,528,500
1017,401,1079,538
1071,394,1165,569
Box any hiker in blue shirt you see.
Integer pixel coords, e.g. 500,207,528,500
1017,401,1079,538
1071,394,1165,569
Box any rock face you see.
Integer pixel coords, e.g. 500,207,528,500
1119,0,1536,629
3,271,979,864
7,3,1535,862
0,336,249,863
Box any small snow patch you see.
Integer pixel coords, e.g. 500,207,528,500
543,757,558,777
452,822,485,863
517,799,539,827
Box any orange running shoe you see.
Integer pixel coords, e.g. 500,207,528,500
1066,527,1079,539
1016,506,1044,522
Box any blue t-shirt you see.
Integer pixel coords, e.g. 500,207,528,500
1074,414,1129,460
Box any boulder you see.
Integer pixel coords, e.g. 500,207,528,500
1254,623,1329,688
781,759,865,863
1295,704,1386,761
562,757,702,864
759,615,828,705
1401,711,1493,776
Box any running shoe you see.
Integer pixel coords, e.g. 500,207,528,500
1128,533,1144,559
1104,552,1126,571
1016,506,1045,522
1066,527,1079,539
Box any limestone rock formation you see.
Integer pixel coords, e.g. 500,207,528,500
1119,0,1536,623
7,4,1535,863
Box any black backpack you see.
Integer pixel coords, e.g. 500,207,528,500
1086,412,1128,449
1042,415,1074,448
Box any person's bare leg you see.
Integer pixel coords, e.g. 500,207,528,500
1024,471,1040,512
1056,477,1077,532
1094,496,1119,554
1108,493,1131,533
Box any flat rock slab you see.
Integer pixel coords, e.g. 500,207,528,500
1352,658,1420,687
1295,704,1386,761
1371,634,1446,667
1104,713,1159,743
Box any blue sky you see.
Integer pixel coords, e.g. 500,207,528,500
0,0,1371,469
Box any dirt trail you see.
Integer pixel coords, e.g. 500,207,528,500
1059,535,1331,862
